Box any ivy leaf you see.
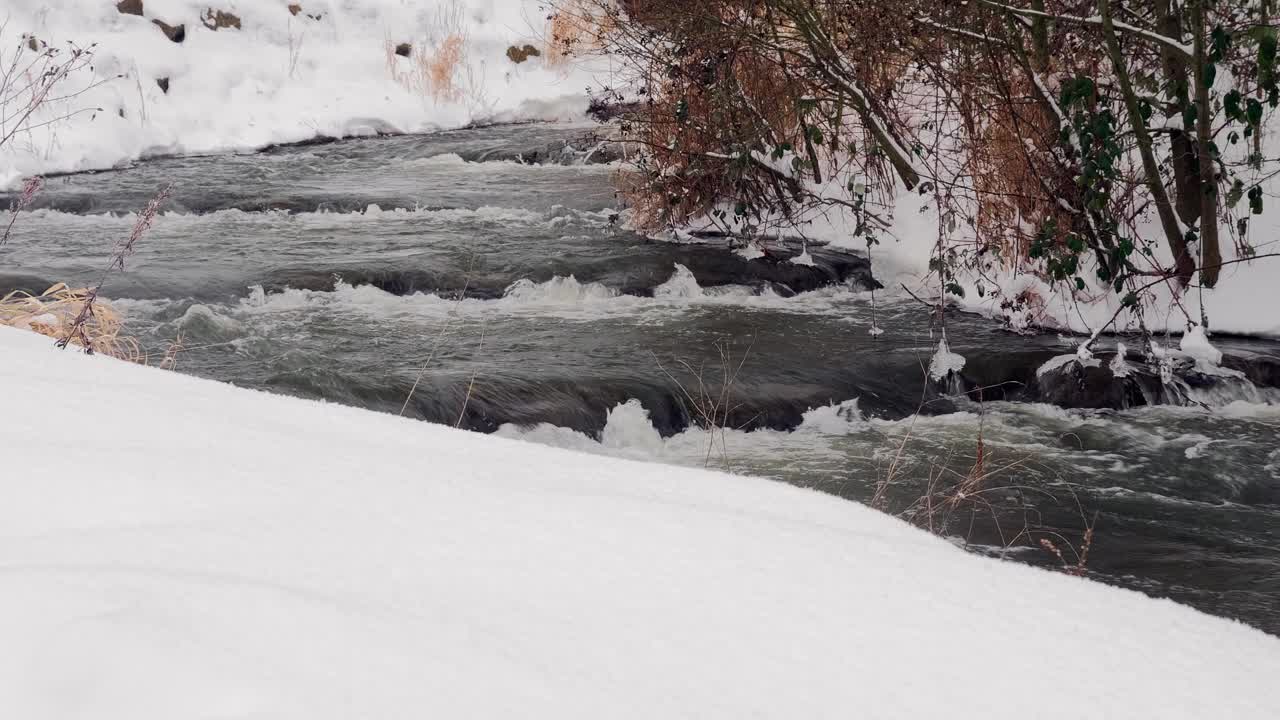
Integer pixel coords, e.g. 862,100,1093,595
1249,185,1264,215
1210,26,1231,63
945,282,965,298
1224,89,1243,122
1227,179,1244,208
1247,98,1264,127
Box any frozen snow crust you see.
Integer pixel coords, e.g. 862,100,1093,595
1,325,1278,717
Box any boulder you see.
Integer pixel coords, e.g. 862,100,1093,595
201,9,242,31
153,19,186,43
394,42,412,57
116,0,144,17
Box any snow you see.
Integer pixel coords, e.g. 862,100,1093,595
789,247,816,266
1181,324,1224,367
2,323,1279,716
1109,342,1133,378
928,333,966,380
1,0,604,186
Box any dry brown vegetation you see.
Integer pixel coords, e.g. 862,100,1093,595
0,284,140,361
555,0,1280,327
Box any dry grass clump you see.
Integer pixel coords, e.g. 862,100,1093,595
505,44,541,64
545,10,587,68
543,0,616,69
0,283,140,361
386,34,466,103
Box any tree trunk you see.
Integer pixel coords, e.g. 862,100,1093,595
1030,0,1051,72
1192,0,1222,287
1154,0,1202,226
1099,0,1195,286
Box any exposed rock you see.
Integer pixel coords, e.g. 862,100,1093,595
1033,358,1140,409
0,274,56,297
116,0,144,17
153,19,186,43
505,44,541,64
286,3,323,20
156,77,169,94
394,42,412,57
201,9,241,30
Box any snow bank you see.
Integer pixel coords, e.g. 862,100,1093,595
1,0,603,186
1,324,1278,717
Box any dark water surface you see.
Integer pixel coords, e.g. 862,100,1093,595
4,124,1279,634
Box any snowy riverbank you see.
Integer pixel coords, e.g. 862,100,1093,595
1,324,1278,716
0,0,602,186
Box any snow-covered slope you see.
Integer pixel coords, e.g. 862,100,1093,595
1,0,601,186
1,324,1277,718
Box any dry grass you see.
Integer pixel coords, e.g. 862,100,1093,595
652,337,756,472
545,9,594,68
386,34,466,103
0,283,140,361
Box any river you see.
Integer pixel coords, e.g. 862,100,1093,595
4,122,1278,634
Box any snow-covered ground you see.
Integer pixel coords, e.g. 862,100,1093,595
1,0,603,185
2,324,1279,716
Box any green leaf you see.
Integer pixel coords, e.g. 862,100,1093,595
1247,98,1264,127
1224,90,1243,122
1210,26,1231,63
1228,179,1244,208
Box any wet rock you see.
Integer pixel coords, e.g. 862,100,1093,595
201,9,242,31
672,244,880,295
0,274,57,297
505,44,541,63
156,77,169,94
1034,360,1132,409
117,0,144,17
1222,351,1280,389
153,19,186,43
394,42,412,57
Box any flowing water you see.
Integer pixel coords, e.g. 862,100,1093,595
4,123,1279,634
